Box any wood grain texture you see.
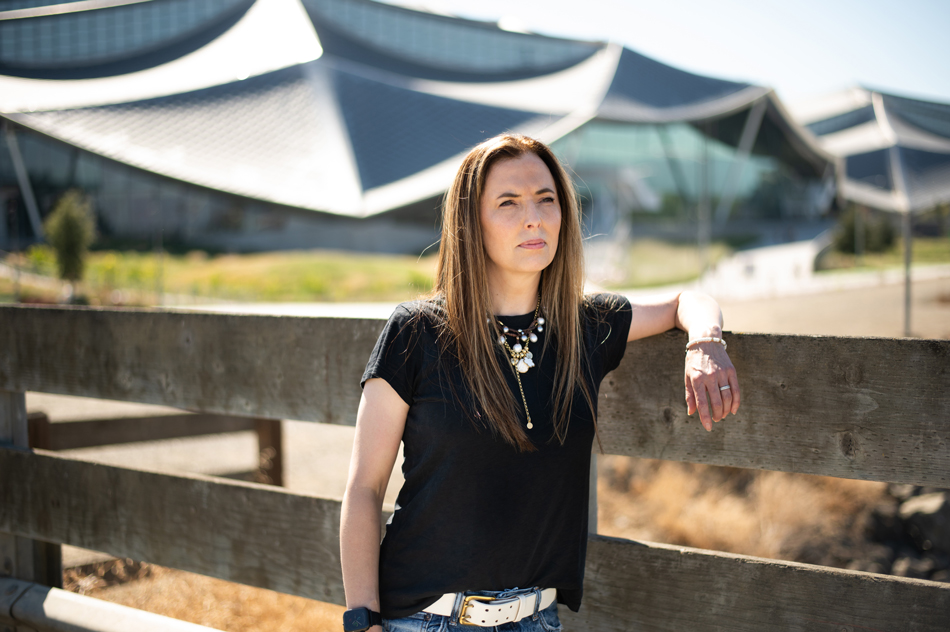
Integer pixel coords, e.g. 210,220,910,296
0,389,58,588
0,305,381,426
2,306,949,485
3,450,947,630
0,390,27,447
562,535,950,632
29,414,257,450
0,448,347,604
598,330,950,487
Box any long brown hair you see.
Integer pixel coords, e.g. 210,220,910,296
432,133,594,452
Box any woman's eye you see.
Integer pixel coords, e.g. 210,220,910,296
541,196,556,203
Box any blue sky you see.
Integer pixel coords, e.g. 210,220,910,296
381,0,950,109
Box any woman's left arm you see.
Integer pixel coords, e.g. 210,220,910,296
625,290,740,432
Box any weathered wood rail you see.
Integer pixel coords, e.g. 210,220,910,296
1,304,948,631
26,411,284,485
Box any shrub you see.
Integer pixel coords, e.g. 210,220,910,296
43,189,96,282
834,206,895,254
25,244,57,276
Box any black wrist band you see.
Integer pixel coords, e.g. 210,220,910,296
343,607,382,631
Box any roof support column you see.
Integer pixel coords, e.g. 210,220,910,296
657,125,693,216
714,97,767,223
887,144,912,337
902,209,912,337
855,205,866,265
2,122,44,242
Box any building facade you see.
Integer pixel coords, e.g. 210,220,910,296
1,0,835,253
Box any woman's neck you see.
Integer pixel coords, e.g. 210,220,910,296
487,270,541,316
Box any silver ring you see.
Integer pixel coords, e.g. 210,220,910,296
719,385,731,391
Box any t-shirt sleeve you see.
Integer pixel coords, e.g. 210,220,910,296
361,303,423,406
586,293,633,377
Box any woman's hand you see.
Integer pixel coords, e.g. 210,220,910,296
685,340,740,431
621,289,741,431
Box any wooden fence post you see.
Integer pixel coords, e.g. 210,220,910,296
25,412,50,450
255,418,283,487
1,390,62,591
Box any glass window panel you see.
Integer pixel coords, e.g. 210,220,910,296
551,121,821,223
304,0,597,74
0,0,246,66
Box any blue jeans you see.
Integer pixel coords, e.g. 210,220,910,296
383,588,562,632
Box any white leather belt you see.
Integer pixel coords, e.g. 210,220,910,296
423,588,556,627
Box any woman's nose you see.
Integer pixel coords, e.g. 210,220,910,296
524,202,542,227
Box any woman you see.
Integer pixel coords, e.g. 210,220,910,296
340,134,739,632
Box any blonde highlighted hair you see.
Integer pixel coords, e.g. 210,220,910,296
431,133,594,452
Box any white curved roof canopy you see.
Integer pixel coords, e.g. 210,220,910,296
796,87,950,213
1,0,834,218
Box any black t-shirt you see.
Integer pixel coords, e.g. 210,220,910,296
361,293,632,618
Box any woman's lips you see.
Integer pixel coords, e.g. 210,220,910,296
519,239,546,249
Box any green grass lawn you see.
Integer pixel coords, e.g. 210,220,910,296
7,235,945,306
817,236,950,272
4,247,437,305
606,239,734,289
8,240,736,304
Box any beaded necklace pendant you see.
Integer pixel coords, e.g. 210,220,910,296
493,296,546,428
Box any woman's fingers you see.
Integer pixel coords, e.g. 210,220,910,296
692,381,712,431
687,373,717,431
685,344,741,430
727,370,741,414
684,381,697,417
717,382,733,419
706,380,725,424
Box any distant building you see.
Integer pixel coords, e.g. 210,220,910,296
0,0,834,253
793,87,950,215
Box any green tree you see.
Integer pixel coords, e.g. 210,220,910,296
834,205,895,254
43,189,96,282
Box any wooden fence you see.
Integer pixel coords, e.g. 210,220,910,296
1,304,948,631
27,411,284,486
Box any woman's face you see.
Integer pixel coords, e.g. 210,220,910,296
478,152,561,286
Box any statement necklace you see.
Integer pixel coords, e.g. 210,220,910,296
493,296,546,429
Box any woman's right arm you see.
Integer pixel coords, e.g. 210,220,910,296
340,377,409,627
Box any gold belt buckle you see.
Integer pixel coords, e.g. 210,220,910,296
460,595,496,626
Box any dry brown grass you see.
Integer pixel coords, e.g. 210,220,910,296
597,456,888,566
66,561,342,631
66,461,890,629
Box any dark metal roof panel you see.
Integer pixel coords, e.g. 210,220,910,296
601,47,751,112
334,69,542,189
302,0,601,82
882,92,950,140
0,0,255,79
806,105,876,137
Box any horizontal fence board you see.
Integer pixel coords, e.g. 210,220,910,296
599,330,950,487
0,305,380,426
34,413,257,450
3,451,947,631
564,536,950,632
0,448,346,604
2,306,949,485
